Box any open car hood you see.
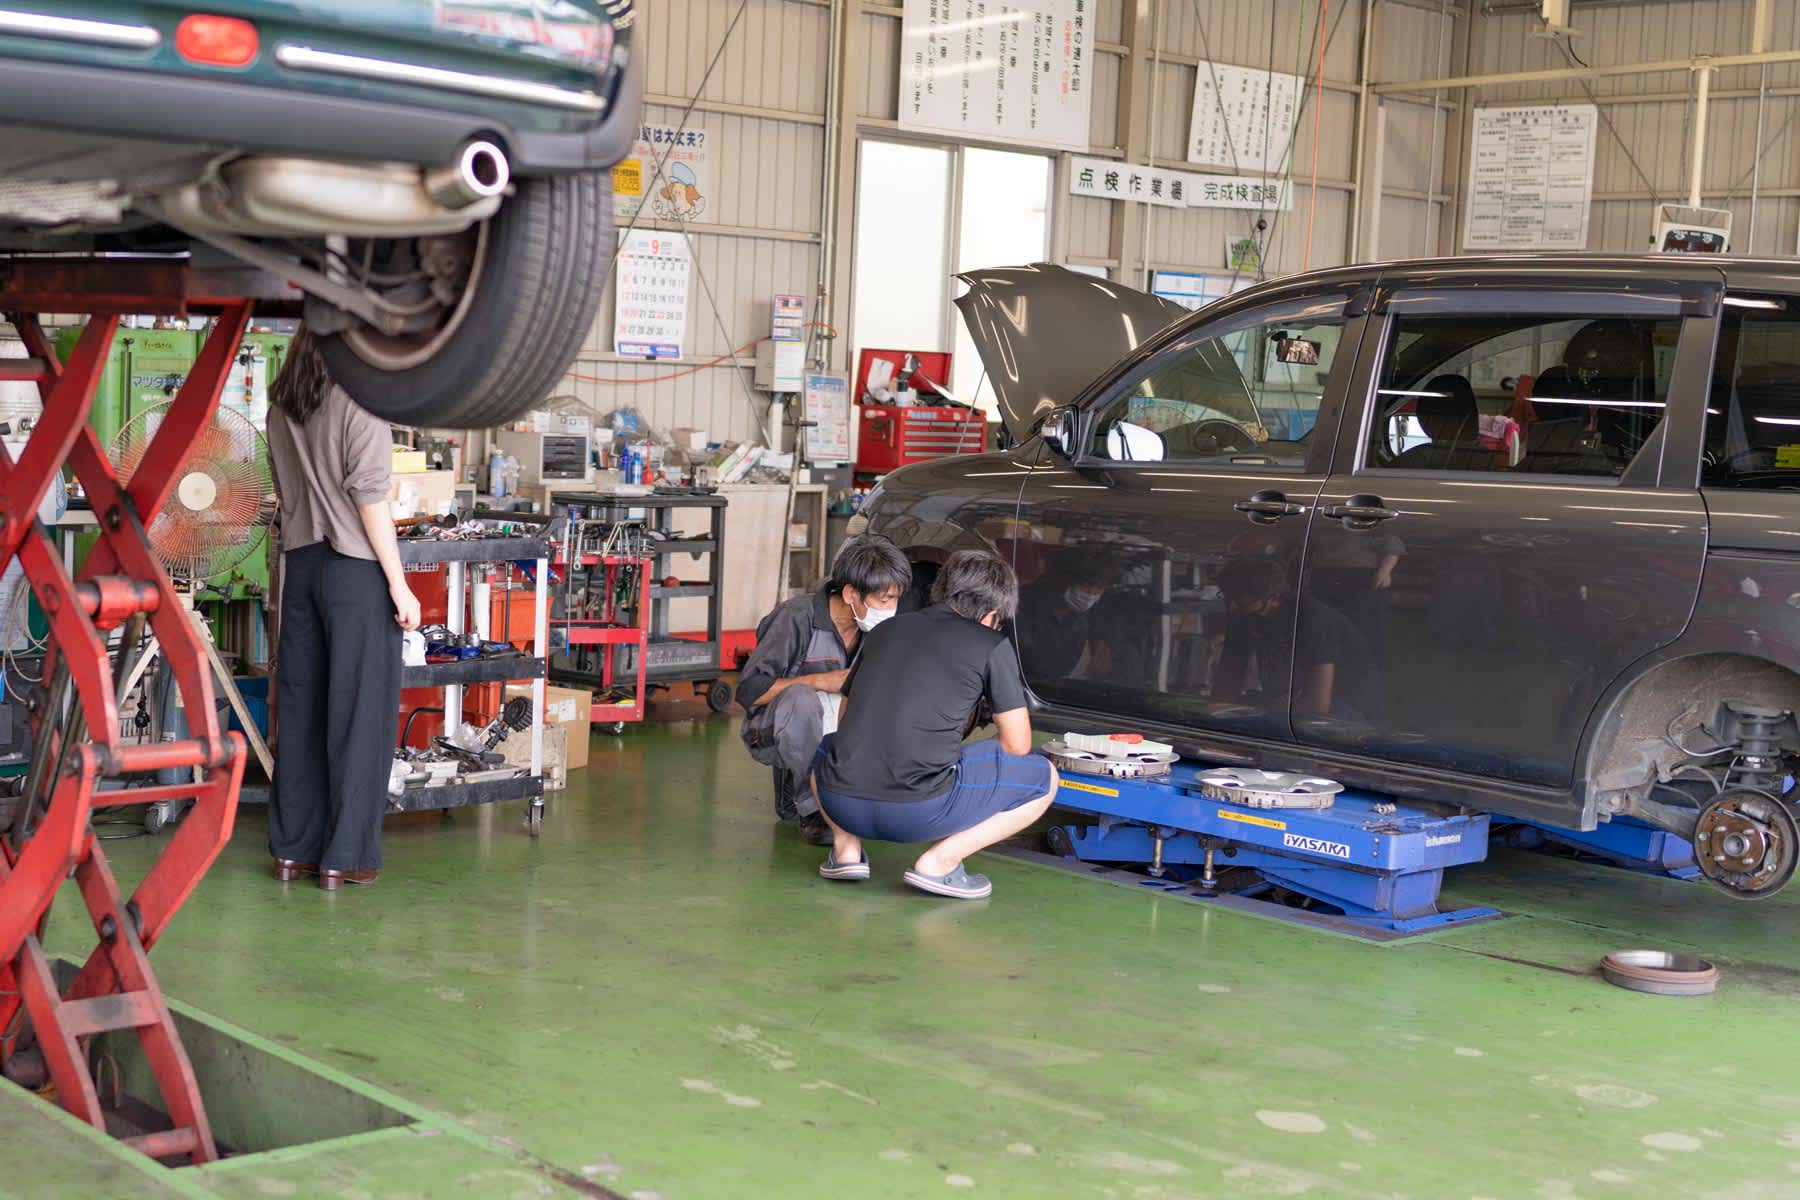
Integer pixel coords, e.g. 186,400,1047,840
955,264,1189,442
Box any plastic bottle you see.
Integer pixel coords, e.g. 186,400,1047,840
489,451,507,497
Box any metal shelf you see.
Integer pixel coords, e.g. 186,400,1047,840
398,537,551,565
393,773,542,814
401,657,544,688
649,583,715,599
650,538,716,556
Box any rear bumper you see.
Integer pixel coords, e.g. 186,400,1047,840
0,46,641,174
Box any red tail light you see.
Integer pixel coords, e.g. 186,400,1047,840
175,14,259,67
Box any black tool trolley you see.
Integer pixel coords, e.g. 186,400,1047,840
547,492,730,719
396,534,552,834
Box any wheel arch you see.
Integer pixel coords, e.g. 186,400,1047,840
1579,650,1800,810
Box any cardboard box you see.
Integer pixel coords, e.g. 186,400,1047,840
506,684,593,770
389,469,457,517
499,720,568,775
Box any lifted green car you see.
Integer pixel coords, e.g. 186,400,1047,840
0,1,642,426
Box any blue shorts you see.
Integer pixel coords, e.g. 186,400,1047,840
813,738,1055,844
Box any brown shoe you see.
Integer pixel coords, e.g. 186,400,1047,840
272,858,318,881
319,868,379,891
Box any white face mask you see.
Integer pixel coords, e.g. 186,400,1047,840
1063,586,1103,614
851,595,897,633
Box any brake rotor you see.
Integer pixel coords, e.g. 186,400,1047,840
1042,740,1179,780
1191,769,1343,810
1693,788,1799,900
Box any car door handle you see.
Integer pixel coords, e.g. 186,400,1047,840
1321,495,1400,530
1233,490,1307,524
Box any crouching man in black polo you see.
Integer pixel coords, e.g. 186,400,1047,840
810,549,1058,900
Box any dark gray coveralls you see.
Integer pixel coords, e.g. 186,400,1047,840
736,586,851,818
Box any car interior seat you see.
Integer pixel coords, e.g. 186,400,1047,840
1521,321,1646,474
1393,374,1496,471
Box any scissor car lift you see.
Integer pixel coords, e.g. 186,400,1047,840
0,258,283,1162
1029,758,1502,939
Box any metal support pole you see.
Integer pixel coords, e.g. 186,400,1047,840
1688,65,1712,209
444,560,464,735
531,555,547,781
1366,100,1389,261
1347,0,1376,263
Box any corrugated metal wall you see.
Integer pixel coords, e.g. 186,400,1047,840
1466,0,1799,257
575,0,1800,445
569,0,831,446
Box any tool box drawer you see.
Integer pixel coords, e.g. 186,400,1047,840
855,405,987,473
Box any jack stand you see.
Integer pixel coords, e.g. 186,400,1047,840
0,260,258,1163
1030,761,1502,939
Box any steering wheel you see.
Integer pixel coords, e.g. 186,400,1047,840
1188,419,1258,453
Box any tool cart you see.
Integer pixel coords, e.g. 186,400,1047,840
552,531,652,735
549,492,730,721
396,534,552,834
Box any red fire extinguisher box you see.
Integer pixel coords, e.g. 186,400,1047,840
855,403,989,473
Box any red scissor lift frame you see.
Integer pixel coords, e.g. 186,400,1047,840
0,260,252,1163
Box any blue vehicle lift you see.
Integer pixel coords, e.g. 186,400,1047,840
1491,817,1700,880
1029,762,1503,940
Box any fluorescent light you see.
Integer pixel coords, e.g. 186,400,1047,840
1725,297,1785,310
1755,416,1800,426
1379,389,1447,399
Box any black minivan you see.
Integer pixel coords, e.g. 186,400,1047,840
857,257,1800,900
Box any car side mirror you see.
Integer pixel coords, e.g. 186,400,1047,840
1040,407,1076,457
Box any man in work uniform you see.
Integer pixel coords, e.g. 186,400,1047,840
736,535,911,845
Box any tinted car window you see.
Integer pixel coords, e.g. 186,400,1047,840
1088,301,1345,468
1705,297,1800,489
1368,314,1680,478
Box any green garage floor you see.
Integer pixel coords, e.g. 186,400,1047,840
17,715,1800,1198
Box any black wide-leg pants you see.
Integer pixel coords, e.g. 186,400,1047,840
269,541,401,872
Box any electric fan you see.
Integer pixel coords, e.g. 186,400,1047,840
110,403,273,586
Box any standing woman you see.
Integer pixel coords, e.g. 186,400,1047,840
265,330,421,890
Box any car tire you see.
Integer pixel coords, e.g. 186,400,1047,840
317,170,611,429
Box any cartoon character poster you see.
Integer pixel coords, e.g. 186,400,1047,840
613,124,711,224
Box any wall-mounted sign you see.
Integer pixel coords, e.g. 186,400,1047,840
1188,62,1302,174
1225,236,1264,275
1069,157,1183,207
771,293,807,342
613,123,711,224
1187,172,1288,211
1150,270,1254,312
1463,104,1597,250
899,0,1093,152
1070,159,1289,212
613,230,690,360
803,372,851,465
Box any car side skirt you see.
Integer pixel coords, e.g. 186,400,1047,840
1035,699,1597,832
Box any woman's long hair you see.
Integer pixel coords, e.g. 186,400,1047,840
270,327,330,425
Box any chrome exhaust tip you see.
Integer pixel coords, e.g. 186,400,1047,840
424,141,509,210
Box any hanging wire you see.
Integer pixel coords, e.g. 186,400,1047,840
1420,0,1451,256
1262,0,1352,278
1556,39,1664,213
1301,0,1329,272
598,0,750,285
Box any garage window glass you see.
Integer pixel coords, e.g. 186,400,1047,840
1704,296,1800,489
1087,299,1345,469
1368,315,1680,477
